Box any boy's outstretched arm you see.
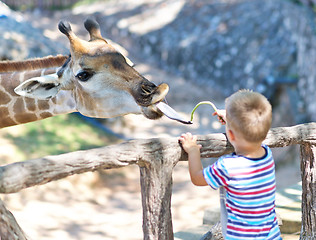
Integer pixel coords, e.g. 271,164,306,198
179,133,207,186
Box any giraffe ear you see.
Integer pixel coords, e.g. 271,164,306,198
14,73,62,100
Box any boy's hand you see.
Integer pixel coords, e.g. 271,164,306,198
179,132,202,154
212,109,226,125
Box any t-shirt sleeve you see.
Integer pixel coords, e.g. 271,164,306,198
203,157,230,190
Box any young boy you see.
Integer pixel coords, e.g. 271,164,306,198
179,90,281,239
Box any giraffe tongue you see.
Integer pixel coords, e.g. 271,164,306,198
156,102,192,124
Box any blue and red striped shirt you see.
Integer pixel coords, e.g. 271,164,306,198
203,145,282,239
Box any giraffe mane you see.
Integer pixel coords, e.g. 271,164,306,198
0,55,68,73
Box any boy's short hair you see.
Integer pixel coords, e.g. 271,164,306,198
225,89,272,142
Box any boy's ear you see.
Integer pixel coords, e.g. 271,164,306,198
227,129,236,142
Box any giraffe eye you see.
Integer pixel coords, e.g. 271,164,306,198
76,71,93,82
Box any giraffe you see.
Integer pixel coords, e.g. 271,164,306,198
0,18,170,129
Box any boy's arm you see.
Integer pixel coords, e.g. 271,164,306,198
179,133,208,186
187,147,208,186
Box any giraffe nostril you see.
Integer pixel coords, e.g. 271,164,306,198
141,84,153,95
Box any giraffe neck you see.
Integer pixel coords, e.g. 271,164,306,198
0,68,76,129
0,55,67,73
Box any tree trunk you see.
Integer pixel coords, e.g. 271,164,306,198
300,143,316,240
0,198,27,240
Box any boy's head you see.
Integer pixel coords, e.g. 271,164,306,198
225,89,272,143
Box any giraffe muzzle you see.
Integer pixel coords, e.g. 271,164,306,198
150,83,169,104
139,83,191,124
134,81,169,107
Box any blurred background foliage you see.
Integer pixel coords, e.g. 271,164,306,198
0,114,120,163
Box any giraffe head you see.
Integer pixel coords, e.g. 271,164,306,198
14,18,169,119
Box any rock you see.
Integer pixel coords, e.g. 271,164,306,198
96,0,315,122
0,3,67,60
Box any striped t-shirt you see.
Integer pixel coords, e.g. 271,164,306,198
203,145,282,239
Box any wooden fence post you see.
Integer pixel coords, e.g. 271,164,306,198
139,159,175,240
0,198,27,240
300,143,316,240
138,139,182,240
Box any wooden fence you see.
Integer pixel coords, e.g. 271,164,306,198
0,122,315,239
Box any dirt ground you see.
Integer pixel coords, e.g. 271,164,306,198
1,2,302,239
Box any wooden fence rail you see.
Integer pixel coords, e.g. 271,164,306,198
0,123,315,239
